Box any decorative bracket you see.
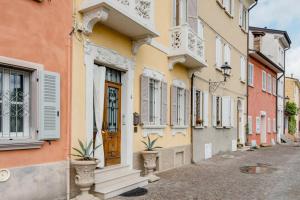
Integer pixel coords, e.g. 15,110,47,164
132,37,152,55
82,7,109,35
168,56,186,70
209,79,225,93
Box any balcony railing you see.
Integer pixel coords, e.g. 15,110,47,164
168,24,206,69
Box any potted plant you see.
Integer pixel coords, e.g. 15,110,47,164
141,136,162,182
196,118,203,126
71,139,101,200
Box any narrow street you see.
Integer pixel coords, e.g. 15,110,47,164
114,145,300,200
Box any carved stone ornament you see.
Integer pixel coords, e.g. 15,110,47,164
132,37,152,55
82,7,109,35
71,160,99,200
141,151,160,182
84,41,135,71
168,56,186,70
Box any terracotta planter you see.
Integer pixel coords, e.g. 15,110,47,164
71,160,99,200
141,151,160,182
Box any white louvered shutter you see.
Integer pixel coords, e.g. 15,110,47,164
222,96,231,128
212,95,217,127
230,97,235,127
185,89,190,126
161,82,168,125
192,87,196,127
240,57,246,82
171,86,178,126
187,0,198,32
239,1,243,26
38,70,60,140
248,116,253,134
256,117,261,133
216,37,222,68
141,75,150,126
203,91,209,127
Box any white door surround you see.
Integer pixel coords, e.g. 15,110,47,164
84,41,135,168
260,111,267,144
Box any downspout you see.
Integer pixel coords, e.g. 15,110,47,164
282,45,291,137
191,73,195,163
245,0,258,145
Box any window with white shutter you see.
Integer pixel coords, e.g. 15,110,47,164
256,117,261,133
212,95,217,127
38,70,60,140
171,85,189,128
248,116,253,134
140,73,167,127
240,56,246,82
216,96,222,127
273,77,276,95
239,1,248,31
262,71,266,91
224,44,231,66
222,96,231,128
267,117,271,133
216,36,223,68
171,85,178,126
267,74,272,93
193,89,208,128
248,63,254,86
203,91,209,127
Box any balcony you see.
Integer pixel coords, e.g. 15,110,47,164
168,24,207,70
79,0,159,54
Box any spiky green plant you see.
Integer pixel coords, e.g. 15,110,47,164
72,139,102,160
141,136,162,151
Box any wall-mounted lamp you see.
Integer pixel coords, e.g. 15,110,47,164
209,62,232,93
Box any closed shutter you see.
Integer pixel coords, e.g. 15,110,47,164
141,75,150,126
224,44,231,65
240,57,246,82
216,36,222,68
184,89,190,126
262,71,266,91
192,87,196,127
248,116,253,134
197,19,204,39
203,91,209,127
38,70,60,140
239,0,243,26
187,0,198,32
222,96,231,128
256,117,261,133
160,82,168,125
230,97,235,127
171,86,178,126
212,95,217,126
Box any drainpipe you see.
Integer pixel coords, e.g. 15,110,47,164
191,73,195,163
282,45,290,138
245,0,258,145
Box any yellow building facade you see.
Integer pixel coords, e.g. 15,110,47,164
71,0,256,198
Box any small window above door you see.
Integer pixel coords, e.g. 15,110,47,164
105,67,122,84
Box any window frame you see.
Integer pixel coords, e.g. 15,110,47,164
267,74,272,94
216,96,222,128
248,63,254,87
262,71,267,91
272,77,277,95
195,90,204,127
174,0,188,26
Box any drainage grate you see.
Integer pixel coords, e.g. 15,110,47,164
120,187,148,197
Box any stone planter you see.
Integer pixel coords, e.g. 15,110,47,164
141,150,160,182
71,160,99,200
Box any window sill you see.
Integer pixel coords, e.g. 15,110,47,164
0,140,44,151
248,84,254,88
215,126,232,129
215,66,222,72
172,125,188,129
224,10,234,18
216,0,224,8
240,80,246,84
240,26,248,34
142,125,167,129
194,126,205,129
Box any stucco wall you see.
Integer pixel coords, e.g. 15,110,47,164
248,57,277,145
0,0,72,169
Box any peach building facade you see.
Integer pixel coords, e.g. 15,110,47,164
0,0,72,199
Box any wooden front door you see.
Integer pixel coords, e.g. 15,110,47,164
102,81,121,166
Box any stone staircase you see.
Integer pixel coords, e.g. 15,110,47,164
93,165,148,199
281,134,294,144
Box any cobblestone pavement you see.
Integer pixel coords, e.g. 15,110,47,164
113,144,300,200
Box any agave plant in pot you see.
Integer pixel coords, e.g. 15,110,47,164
141,136,162,183
71,139,101,200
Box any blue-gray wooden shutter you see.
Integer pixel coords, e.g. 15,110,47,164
161,81,168,125
141,75,150,126
38,70,60,140
171,86,178,126
188,0,198,32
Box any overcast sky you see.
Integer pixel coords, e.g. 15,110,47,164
250,0,300,79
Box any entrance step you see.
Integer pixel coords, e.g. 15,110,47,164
281,134,294,144
94,165,148,199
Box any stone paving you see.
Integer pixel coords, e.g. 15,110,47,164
113,144,300,200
